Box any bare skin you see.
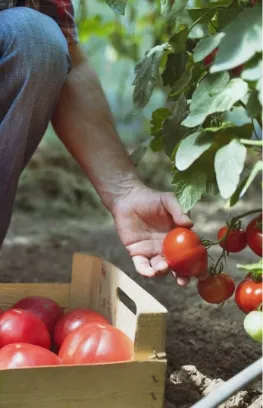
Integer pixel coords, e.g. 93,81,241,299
52,43,202,285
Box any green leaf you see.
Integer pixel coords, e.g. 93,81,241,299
150,108,171,152
193,33,224,63
169,27,189,54
239,161,263,198
187,8,217,23
133,44,170,112
173,167,207,212
227,161,263,207
169,67,193,99
256,78,262,106
104,0,127,15
242,60,262,81
215,139,247,199
210,6,262,73
175,131,213,171
162,95,188,157
206,178,219,196
162,53,188,87
161,0,171,13
217,8,240,29
182,73,248,128
246,91,262,118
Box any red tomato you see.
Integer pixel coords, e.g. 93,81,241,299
163,228,208,277
246,214,262,257
204,48,218,66
218,226,247,253
0,343,61,369
235,277,262,313
231,65,244,76
197,273,235,304
12,296,63,334
0,309,51,349
59,323,133,365
54,308,110,349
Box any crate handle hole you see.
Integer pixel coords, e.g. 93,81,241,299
117,287,137,315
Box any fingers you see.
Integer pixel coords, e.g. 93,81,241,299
170,270,191,286
132,256,156,277
132,255,169,277
161,193,193,227
150,255,169,277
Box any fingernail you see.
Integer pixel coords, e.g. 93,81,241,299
181,214,194,225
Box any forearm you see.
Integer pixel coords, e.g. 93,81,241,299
52,44,142,212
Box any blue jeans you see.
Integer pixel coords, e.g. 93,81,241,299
0,7,71,246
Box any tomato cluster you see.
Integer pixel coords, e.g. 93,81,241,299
0,297,133,369
218,214,262,256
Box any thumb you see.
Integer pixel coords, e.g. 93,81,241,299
162,193,193,227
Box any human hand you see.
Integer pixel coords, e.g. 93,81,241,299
112,185,204,286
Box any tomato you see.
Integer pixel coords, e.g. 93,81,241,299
197,273,235,304
218,226,247,253
54,309,110,347
0,309,51,349
235,277,262,313
231,64,244,76
163,227,208,277
0,343,61,369
12,296,63,334
54,308,110,349
244,311,262,343
246,214,262,257
204,48,218,66
59,323,133,365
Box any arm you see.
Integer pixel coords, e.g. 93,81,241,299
51,43,142,213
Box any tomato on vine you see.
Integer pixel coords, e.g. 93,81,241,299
203,48,218,66
197,273,235,304
244,311,262,343
217,225,247,253
235,276,262,314
163,227,208,277
246,214,262,257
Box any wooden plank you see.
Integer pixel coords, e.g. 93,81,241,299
0,360,166,408
0,283,70,310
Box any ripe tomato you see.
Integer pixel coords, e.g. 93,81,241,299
235,277,262,313
54,308,110,349
246,214,262,257
197,273,235,304
0,309,51,349
12,296,63,334
0,343,61,369
163,227,208,277
59,323,133,365
218,226,247,253
244,311,262,343
204,48,218,66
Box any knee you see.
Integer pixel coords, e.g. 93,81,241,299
0,7,71,90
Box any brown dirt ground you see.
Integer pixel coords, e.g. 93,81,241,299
0,144,262,407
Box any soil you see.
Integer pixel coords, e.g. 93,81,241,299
0,144,262,407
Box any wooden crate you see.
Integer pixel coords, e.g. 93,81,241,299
0,253,167,408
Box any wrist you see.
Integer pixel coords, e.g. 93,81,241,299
100,175,144,215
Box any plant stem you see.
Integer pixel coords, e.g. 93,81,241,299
240,139,263,146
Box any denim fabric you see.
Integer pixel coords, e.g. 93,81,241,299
0,7,71,246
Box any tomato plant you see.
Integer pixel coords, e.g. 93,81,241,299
59,323,133,364
163,227,208,277
235,276,262,314
0,343,61,369
0,309,51,349
244,311,262,343
246,214,263,257
218,226,247,253
12,296,63,334
197,273,235,304
54,308,110,349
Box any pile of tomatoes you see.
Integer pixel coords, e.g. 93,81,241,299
163,214,262,343
0,297,133,369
